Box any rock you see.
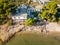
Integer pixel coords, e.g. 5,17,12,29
0,30,9,42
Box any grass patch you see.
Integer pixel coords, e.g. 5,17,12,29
3,31,60,45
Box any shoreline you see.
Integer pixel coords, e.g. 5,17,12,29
0,30,60,45
0,22,60,44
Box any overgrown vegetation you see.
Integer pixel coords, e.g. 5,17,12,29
52,0,60,4
25,18,37,26
39,1,60,22
0,0,60,25
25,11,39,26
0,0,33,25
0,0,16,25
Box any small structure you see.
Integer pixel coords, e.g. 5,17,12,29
12,4,41,24
12,4,28,24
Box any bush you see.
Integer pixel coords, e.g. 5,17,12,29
25,18,37,26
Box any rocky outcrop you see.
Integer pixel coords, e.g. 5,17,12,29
0,23,60,42
22,22,60,32
0,25,24,42
0,30,9,42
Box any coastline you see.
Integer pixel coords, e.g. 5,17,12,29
0,22,60,44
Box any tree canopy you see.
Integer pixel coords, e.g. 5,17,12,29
39,1,60,22
0,0,16,25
